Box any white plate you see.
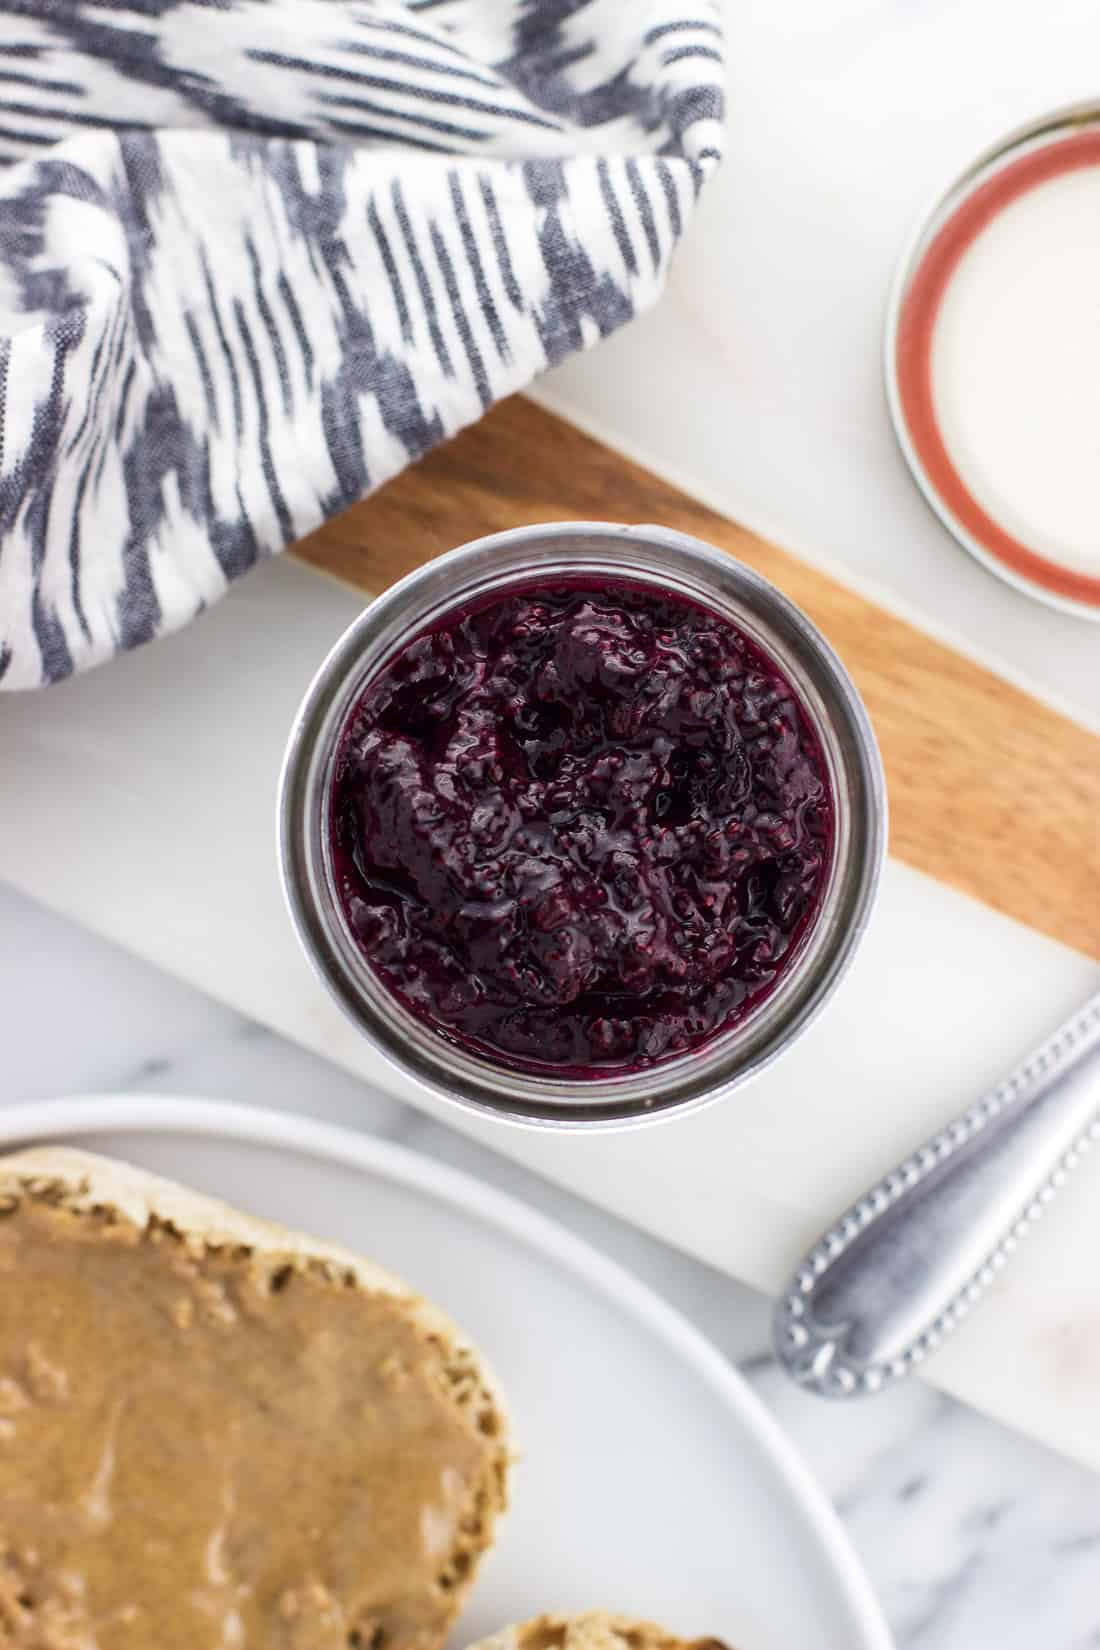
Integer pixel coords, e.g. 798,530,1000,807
0,1097,893,1650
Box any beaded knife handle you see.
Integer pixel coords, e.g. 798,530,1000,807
774,988,1100,1397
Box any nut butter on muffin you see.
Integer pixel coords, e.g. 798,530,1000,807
0,1148,511,1650
467,1611,733,1650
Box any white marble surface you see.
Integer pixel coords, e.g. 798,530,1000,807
5,879,1100,1650
535,0,1100,727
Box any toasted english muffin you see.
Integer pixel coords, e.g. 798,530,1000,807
0,1147,511,1650
466,1612,732,1650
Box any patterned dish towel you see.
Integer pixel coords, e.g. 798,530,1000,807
0,0,724,690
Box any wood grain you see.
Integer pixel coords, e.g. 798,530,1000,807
293,396,1100,962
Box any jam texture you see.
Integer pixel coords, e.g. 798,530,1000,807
331,580,832,1074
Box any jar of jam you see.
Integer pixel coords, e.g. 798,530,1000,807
280,523,886,1128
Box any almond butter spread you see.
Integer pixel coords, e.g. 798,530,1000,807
468,1610,732,1650
0,1193,507,1650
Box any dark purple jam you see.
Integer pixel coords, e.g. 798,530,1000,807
330,580,832,1075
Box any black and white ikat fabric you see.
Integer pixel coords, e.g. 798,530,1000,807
0,0,724,689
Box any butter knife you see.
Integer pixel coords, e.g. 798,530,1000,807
774,988,1100,1396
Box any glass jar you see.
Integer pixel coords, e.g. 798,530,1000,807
279,522,886,1129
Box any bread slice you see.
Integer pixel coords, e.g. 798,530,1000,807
0,1146,511,1650
466,1611,732,1650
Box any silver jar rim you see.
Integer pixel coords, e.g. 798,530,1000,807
279,522,887,1130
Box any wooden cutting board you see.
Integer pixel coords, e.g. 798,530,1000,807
293,395,1100,964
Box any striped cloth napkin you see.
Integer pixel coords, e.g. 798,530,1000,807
0,1,724,690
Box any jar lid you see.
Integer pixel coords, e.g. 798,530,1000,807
886,103,1100,619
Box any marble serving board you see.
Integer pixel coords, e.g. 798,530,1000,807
2,394,1098,1473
